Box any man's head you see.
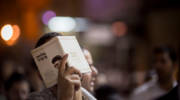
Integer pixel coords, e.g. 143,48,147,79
81,49,98,93
5,73,30,100
153,46,177,82
111,20,128,37
35,32,62,48
52,55,62,69
35,32,98,92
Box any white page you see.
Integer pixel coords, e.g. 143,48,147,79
58,36,91,73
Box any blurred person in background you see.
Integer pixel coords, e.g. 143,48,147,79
0,58,25,100
0,59,24,82
111,20,128,38
111,19,137,95
156,47,180,100
27,60,45,92
130,46,178,100
28,32,98,100
4,72,30,100
156,77,179,99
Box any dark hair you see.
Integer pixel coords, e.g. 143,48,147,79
35,32,62,48
52,55,62,64
154,46,177,63
4,72,28,91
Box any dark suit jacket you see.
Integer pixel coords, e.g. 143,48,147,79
156,86,179,100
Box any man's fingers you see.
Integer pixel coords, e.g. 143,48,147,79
74,81,81,91
66,76,81,83
65,67,82,77
69,74,81,80
59,54,68,75
65,75,81,85
65,75,81,90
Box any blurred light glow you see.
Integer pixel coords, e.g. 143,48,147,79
1,24,13,41
0,24,21,46
74,17,88,32
11,25,20,41
85,25,113,45
42,10,56,25
48,17,76,32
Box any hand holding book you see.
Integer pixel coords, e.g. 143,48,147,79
57,54,82,100
31,36,91,88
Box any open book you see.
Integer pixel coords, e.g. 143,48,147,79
31,36,91,88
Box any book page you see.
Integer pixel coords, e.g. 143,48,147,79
31,38,64,88
58,36,91,73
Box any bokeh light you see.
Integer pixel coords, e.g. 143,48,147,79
42,10,56,25
74,17,88,32
48,17,76,32
1,24,13,41
0,24,21,46
11,25,20,41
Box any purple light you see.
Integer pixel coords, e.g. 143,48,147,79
42,10,56,25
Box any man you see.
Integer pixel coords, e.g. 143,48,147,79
5,72,30,100
130,46,177,100
28,32,98,100
156,47,180,100
81,48,98,93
